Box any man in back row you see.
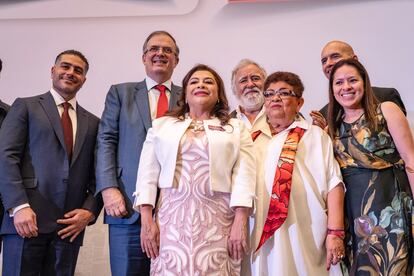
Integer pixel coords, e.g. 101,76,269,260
230,59,274,276
230,58,272,141
310,40,406,128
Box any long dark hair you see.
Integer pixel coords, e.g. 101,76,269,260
168,64,230,125
327,58,379,139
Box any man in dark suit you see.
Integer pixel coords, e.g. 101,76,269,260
0,58,10,254
96,31,181,275
310,40,406,128
0,58,9,126
0,50,101,276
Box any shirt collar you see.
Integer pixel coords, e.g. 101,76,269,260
236,106,272,138
281,116,310,134
50,88,77,111
145,76,172,92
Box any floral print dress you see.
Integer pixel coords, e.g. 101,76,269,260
333,106,413,276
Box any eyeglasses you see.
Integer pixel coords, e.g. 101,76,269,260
263,88,298,99
144,46,176,55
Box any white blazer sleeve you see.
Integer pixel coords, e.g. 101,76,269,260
133,127,160,211
230,121,256,208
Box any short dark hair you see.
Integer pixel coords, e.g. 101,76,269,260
142,30,179,57
168,64,230,125
0,58,2,72
55,49,89,73
327,58,379,138
264,71,304,97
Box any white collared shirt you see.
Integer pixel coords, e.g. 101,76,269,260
235,106,260,130
145,77,172,120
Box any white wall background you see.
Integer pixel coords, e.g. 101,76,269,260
0,0,413,275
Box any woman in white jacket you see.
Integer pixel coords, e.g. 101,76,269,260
133,64,256,275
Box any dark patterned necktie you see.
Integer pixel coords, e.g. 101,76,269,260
61,102,73,161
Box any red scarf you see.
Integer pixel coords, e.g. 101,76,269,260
256,127,305,251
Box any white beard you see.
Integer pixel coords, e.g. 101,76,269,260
239,91,264,112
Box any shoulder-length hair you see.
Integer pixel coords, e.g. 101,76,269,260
168,64,230,125
327,58,379,139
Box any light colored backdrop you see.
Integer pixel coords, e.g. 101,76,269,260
0,0,413,275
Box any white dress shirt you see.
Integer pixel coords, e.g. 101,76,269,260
145,77,172,120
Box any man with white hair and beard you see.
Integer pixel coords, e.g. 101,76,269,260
230,59,272,276
230,59,272,142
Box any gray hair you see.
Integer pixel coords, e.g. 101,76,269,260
142,30,180,57
231,59,266,95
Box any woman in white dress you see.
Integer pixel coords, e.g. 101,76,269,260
133,64,256,275
248,71,345,276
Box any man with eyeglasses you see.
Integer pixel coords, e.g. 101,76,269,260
96,30,181,276
310,40,406,128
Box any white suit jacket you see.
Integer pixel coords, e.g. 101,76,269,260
133,116,256,210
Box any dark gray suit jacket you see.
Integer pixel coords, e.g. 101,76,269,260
0,92,101,245
0,100,9,241
319,86,406,118
96,80,181,224
0,100,9,127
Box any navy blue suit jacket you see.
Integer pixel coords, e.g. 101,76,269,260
96,80,181,224
0,92,101,245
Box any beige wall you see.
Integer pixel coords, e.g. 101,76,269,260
0,0,413,275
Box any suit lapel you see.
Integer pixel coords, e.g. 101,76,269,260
39,92,66,152
71,104,88,166
134,81,152,131
169,84,181,110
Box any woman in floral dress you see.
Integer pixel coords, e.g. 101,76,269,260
327,58,413,275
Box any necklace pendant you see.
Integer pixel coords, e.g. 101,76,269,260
189,120,205,133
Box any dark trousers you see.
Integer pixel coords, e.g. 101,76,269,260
108,221,150,276
2,233,80,276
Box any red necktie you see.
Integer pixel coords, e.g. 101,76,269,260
61,102,73,161
251,130,262,142
155,85,168,118
256,127,305,251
